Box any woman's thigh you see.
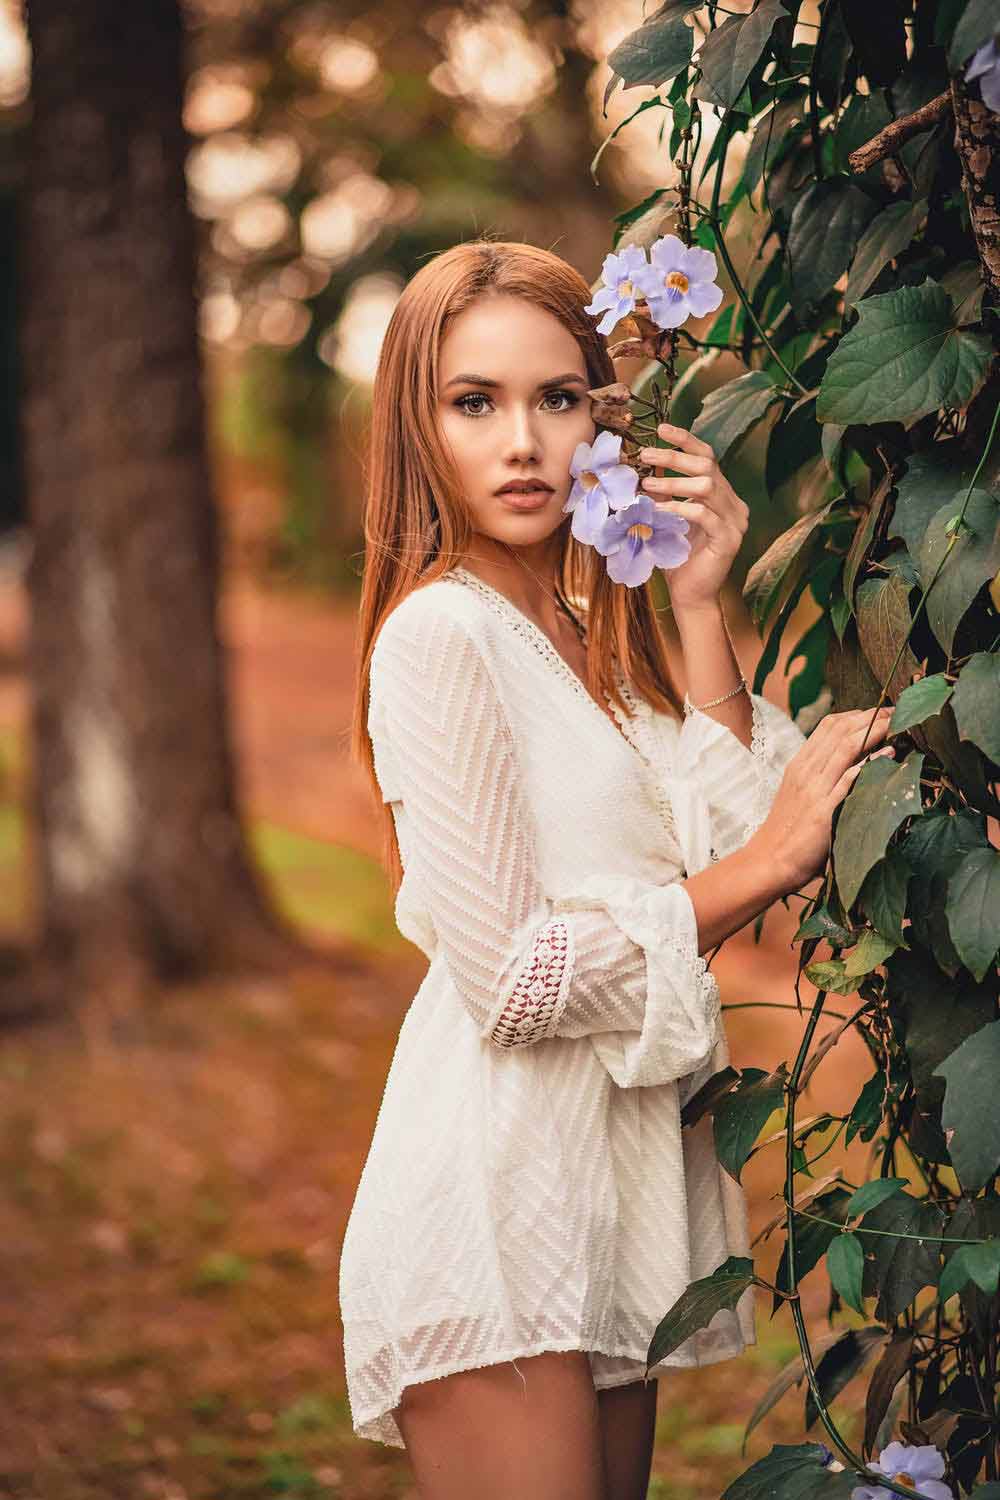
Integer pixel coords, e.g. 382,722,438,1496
596,1377,659,1500
394,1349,608,1500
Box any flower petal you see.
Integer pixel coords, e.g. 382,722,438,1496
647,294,690,329
569,442,594,480
649,232,686,271
606,529,653,586
678,244,719,282
584,286,620,315
602,464,640,510
591,429,623,469
646,526,691,569
562,478,586,514
685,278,724,317
916,1481,954,1500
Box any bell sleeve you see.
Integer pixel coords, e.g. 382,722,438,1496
367,602,721,1088
676,689,806,864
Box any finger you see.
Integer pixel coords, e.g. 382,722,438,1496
640,473,713,498
648,499,727,536
638,445,713,475
831,746,895,803
657,420,715,459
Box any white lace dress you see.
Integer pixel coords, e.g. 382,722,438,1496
339,564,806,1448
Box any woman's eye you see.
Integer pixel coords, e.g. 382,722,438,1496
454,389,579,417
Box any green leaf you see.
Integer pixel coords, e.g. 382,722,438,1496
946,848,1000,981
941,260,986,326
679,1064,740,1129
773,1188,854,1313
713,1064,788,1183
842,929,897,978
805,1323,885,1431
948,0,1000,67
917,489,1000,654
742,499,835,632
794,905,854,946
934,1020,1000,1189
854,573,921,701
607,11,694,90
845,198,928,306
646,1255,755,1369
885,942,996,1093
857,1190,943,1321
951,652,1000,763
787,179,879,315
830,590,852,641
691,370,783,464
889,674,954,734
816,279,993,427
833,751,925,911
845,1177,909,1219
857,851,912,946
804,959,861,996
721,1443,858,1500
693,0,789,109
938,1240,1000,1302
887,440,985,561
846,1072,886,1145
826,1234,866,1316
842,0,907,87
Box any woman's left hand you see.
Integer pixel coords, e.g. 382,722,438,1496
638,420,749,611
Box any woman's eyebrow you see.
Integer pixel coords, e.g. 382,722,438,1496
442,372,588,390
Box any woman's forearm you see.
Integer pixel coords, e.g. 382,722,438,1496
673,598,753,751
679,830,793,954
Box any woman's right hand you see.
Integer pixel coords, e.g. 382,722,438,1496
756,706,898,893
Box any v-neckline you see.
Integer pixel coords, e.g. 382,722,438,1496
443,564,647,763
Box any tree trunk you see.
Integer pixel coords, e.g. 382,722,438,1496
18,0,303,1021
950,70,1000,302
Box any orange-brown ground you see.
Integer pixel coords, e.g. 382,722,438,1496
0,573,883,1499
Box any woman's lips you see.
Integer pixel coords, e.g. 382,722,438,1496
497,487,553,510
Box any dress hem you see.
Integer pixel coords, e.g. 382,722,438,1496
348,1330,755,1449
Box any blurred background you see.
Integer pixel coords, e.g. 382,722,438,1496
0,2,872,1497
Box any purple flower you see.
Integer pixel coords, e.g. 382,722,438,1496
851,1441,953,1500
965,35,1000,113
634,234,724,331
584,243,651,335
563,430,640,546
591,492,691,587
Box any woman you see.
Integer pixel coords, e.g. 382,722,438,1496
340,240,894,1499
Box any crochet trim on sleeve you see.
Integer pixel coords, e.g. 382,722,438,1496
490,918,575,1047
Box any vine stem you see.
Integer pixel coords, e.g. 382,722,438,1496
705,214,810,394
782,986,926,1499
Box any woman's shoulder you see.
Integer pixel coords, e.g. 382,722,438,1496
373,572,488,656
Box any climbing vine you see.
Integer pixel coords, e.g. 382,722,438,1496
589,3,1000,1496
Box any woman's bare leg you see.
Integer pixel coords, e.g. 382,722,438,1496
394,1349,608,1500
596,1377,659,1500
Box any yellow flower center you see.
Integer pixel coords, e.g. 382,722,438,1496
580,470,599,491
628,523,653,542
893,1475,916,1489
618,278,634,296
665,269,690,294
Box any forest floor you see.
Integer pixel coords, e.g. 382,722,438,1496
0,570,885,1500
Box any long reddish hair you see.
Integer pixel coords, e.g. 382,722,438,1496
351,239,685,895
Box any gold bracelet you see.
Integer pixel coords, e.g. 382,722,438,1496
684,676,749,715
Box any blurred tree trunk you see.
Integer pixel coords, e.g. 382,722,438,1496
18,0,302,1023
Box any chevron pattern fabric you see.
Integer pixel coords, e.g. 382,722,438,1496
339,566,806,1447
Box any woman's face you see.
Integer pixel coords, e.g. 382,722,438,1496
436,293,596,549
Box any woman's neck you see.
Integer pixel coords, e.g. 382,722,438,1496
454,537,574,639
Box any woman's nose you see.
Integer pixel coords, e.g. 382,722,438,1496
503,406,541,457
